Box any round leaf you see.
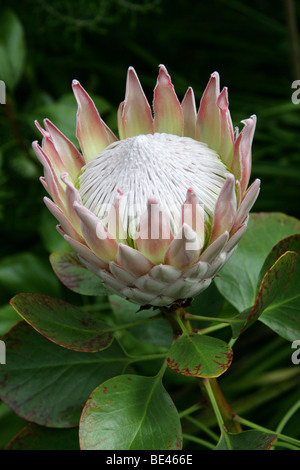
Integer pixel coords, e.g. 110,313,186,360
79,374,182,450
167,334,233,378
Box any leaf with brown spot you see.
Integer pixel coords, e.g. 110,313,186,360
216,430,277,450
79,374,182,450
231,250,298,339
167,333,233,378
10,292,114,352
259,234,300,341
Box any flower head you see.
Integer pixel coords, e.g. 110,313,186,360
33,65,260,307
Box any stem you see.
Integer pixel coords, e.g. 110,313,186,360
183,415,219,442
129,352,167,363
197,323,230,335
178,402,203,419
182,433,216,450
203,378,232,449
184,312,239,324
201,378,242,434
275,399,300,435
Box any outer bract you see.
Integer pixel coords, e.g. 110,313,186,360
33,65,260,307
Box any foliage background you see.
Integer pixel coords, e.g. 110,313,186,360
0,0,300,450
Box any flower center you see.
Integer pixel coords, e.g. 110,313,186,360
78,133,228,235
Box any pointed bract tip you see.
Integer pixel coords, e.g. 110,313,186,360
210,71,220,81
127,66,137,75
35,121,50,138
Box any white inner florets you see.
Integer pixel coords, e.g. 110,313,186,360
78,133,227,235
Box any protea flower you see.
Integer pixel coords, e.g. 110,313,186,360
33,65,260,307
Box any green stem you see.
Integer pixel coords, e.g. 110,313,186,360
182,433,216,450
276,399,300,434
178,402,203,419
198,323,230,335
203,378,232,449
183,415,219,442
129,352,167,364
184,312,240,324
201,377,242,434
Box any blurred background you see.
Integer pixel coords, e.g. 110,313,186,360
0,0,300,448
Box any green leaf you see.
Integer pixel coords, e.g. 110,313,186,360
187,282,224,318
167,334,233,378
259,234,300,341
6,423,80,450
50,251,109,296
215,213,300,313
0,322,130,427
215,430,277,450
231,251,298,338
0,9,26,89
109,295,173,348
10,293,114,352
79,374,182,450
257,233,300,288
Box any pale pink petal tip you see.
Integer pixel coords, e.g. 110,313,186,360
153,64,183,136
210,174,237,243
164,223,202,270
73,202,118,263
117,243,154,277
181,87,197,138
118,66,153,139
72,79,117,162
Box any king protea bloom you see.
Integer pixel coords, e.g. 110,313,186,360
33,65,260,307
